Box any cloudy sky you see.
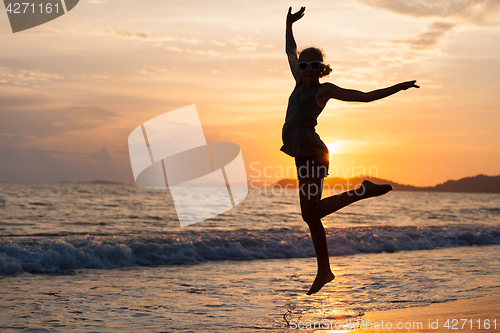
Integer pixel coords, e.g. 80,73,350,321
1,0,499,186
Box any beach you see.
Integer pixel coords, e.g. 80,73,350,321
2,0,500,330
1,245,499,332
354,295,500,333
0,182,499,332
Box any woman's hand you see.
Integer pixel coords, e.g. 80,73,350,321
401,80,420,90
287,6,305,26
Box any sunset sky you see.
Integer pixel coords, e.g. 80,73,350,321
1,0,499,187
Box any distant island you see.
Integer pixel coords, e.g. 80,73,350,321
271,174,500,194
60,180,125,185
83,180,125,185
58,175,500,193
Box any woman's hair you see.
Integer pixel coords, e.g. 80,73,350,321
298,47,332,78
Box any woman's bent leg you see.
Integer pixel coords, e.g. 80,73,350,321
299,179,392,295
314,180,392,220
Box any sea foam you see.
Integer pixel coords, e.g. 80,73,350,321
1,226,499,275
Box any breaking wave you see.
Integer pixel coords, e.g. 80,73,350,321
1,225,499,275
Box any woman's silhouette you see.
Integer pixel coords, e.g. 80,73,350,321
282,7,419,295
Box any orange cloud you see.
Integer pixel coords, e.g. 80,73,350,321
392,21,457,50
357,0,500,26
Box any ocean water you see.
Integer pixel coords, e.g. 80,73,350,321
0,182,499,332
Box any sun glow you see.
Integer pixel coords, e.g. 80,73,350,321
326,142,342,161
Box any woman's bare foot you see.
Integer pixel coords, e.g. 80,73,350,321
307,271,335,295
359,180,392,198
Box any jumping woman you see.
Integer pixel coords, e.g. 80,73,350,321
282,7,419,295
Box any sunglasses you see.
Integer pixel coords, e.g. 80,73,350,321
297,61,323,71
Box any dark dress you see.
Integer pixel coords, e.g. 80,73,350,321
280,82,329,178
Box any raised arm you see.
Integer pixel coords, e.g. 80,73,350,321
317,81,420,105
286,6,305,83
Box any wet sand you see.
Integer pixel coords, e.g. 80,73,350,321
310,295,500,332
361,294,499,332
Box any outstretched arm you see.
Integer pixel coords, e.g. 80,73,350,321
286,6,305,83
317,80,420,104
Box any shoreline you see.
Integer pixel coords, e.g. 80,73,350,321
298,294,500,332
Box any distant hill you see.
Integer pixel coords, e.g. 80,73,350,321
419,174,500,193
76,180,124,185
272,174,500,194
